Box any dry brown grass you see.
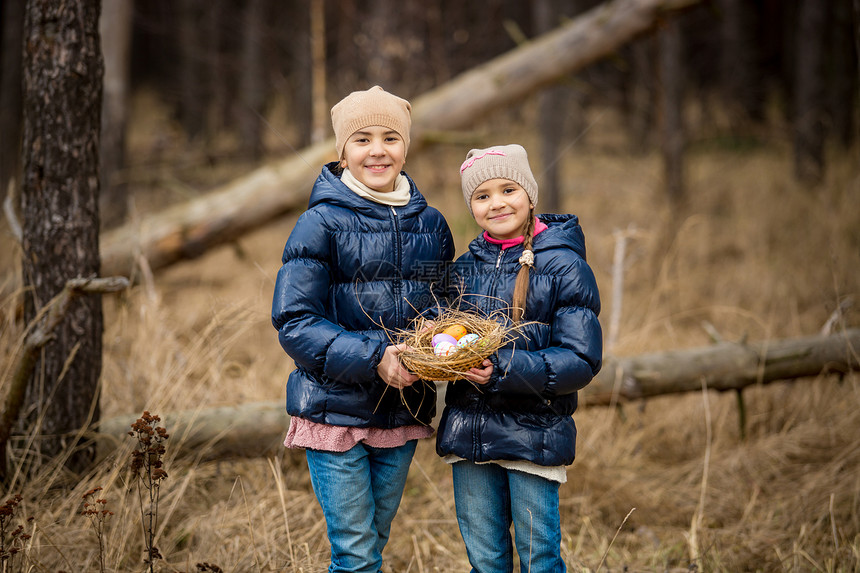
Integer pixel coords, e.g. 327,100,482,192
1,96,859,571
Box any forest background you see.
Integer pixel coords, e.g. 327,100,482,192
1,0,859,571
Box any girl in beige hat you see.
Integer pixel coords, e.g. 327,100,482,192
272,86,454,572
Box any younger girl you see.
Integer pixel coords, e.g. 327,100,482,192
272,86,454,572
437,144,603,572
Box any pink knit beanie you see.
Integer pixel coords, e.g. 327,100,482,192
460,144,539,214
330,86,412,159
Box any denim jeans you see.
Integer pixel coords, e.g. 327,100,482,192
452,461,566,573
305,440,417,573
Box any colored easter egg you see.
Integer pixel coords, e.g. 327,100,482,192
432,333,458,347
434,341,456,357
456,333,480,348
442,324,468,340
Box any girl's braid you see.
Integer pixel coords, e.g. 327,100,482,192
511,211,536,323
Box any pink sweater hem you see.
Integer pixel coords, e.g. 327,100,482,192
284,416,434,452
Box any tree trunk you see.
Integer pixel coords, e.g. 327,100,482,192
411,0,700,137
626,35,656,153
855,0,860,88
658,15,685,207
425,1,450,86
289,0,312,149
364,0,397,88
718,0,762,125
309,0,327,144
586,328,860,405
238,0,266,159
1,277,127,481
99,0,703,279
793,0,827,184
99,0,133,228
533,0,570,214
829,0,856,149
20,0,103,475
95,402,290,461
177,0,207,142
333,0,358,99
855,0,860,157
93,328,860,460
205,0,230,134
0,0,25,202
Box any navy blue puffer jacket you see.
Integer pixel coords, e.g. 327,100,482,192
272,163,455,428
436,214,602,466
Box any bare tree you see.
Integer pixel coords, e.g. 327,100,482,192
425,1,451,86
855,0,860,153
204,0,231,134
626,35,656,153
333,0,358,98
364,0,397,87
310,0,327,144
99,0,133,228
718,0,761,125
239,0,267,159
0,0,25,202
855,0,860,85
177,0,207,142
659,15,685,206
286,0,312,148
793,0,827,184
20,0,104,475
533,0,579,214
829,0,856,148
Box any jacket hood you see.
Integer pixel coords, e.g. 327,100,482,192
468,213,587,263
308,162,428,218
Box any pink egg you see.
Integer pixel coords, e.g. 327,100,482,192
432,333,458,347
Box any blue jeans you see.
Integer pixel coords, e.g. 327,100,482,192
305,440,417,573
452,461,566,573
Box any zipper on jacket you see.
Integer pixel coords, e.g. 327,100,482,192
390,206,403,326
485,247,504,314
471,401,484,461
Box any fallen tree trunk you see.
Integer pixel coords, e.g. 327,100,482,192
100,0,701,278
92,328,860,460
410,0,699,137
94,401,288,460
584,327,860,406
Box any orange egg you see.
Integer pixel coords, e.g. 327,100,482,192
442,324,468,340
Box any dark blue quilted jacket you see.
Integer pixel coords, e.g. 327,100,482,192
272,163,454,428
436,214,602,466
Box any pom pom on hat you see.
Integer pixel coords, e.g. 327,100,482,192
331,86,412,159
460,144,538,214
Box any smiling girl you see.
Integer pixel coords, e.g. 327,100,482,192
272,86,454,572
437,144,603,572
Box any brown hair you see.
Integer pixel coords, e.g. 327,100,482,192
511,210,536,323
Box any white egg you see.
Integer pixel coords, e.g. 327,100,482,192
433,341,456,357
456,333,480,348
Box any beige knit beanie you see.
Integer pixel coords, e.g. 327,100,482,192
460,144,539,214
331,86,412,159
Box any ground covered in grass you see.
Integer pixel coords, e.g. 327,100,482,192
1,99,858,571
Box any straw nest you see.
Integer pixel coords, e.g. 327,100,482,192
396,307,515,382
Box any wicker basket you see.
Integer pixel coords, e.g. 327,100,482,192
397,308,510,382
